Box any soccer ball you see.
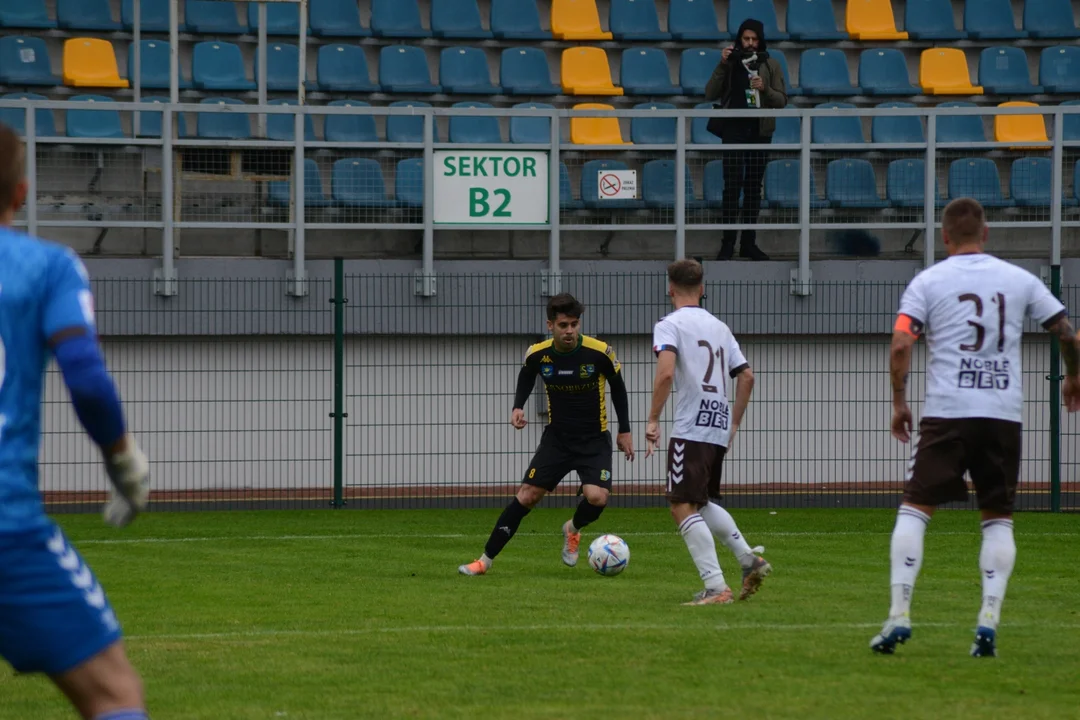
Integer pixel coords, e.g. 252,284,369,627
587,534,630,576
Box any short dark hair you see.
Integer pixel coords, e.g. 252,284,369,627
0,123,25,211
667,258,704,290
546,293,584,321
942,198,985,242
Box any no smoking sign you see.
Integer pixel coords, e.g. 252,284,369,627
596,169,637,201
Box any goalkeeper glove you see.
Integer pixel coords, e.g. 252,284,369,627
102,434,150,528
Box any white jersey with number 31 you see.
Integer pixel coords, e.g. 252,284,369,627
898,253,1066,423
652,306,749,448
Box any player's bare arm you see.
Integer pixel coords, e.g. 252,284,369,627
645,350,676,457
1045,316,1080,412
889,316,921,443
729,367,755,445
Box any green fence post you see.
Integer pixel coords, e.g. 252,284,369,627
1049,265,1062,513
331,258,347,508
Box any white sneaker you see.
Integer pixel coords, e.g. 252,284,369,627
561,521,581,567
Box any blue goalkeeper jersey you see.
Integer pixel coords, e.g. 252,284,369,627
0,228,96,533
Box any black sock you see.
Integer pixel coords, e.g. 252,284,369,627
483,499,531,560
571,497,606,532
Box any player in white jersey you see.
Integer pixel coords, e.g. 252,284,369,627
644,259,771,605
872,198,1080,657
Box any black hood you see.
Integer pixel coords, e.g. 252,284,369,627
736,18,767,52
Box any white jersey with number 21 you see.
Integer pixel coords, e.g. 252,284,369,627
652,306,749,448
898,253,1066,423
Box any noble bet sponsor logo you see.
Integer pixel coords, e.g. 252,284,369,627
695,398,730,430
957,358,1009,390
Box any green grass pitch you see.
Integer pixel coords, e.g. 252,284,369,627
3,508,1079,719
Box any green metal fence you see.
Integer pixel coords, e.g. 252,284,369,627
40,266,1076,513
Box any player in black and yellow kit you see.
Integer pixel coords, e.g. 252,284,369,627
459,293,635,576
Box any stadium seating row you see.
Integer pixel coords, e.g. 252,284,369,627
6,37,1080,99
3,93,1075,145
1,0,1078,42
274,155,1080,211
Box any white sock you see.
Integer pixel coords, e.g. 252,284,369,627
679,513,726,591
699,502,755,568
978,518,1015,630
480,553,493,568
567,520,579,534
888,505,930,619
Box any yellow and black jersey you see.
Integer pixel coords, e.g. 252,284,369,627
513,335,631,440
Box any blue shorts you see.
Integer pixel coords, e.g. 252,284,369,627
0,522,122,675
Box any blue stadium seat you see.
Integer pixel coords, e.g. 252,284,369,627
431,0,492,38
269,159,331,209
0,36,59,86
310,0,369,37
192,42,256,91
195,97,250,140
1040,47,1080,94
510,102,555,144
135,96,187,138
0,0,55,28
771,50,800,96
978,47,1042,95
248,3,302,35
1010,157,1079,207
66,95,124,139
257,43,313,92
948,158,1013,207
560,162,583,210
581,159,642,209
123,0,185,32
965,0,1025,39
317,45,378,93
772,107,801,144
387,101,438,143
728,0,788,40
491,0,550,39
1062,101,1080,142
265,99,317,142
610,0,670,40
440,47,500,95
812,103,864,144
642,159,704,210
0,93,55,136
129,40,191,90
621,48,680,96
331,158,394,208
800,49,861,96
886,159,944,208
379,45,440,93
500,47,559,95
631,102,677,144
764,159,827,208
935,102,986,144
871,102,925,143
448,101,502,143
1023,0,1080,38
324,100,378,143
691,102,722,144
904,0,963,40
185,1,247,34
667,0,722,40
371,0,431,37
826,158,887,208
57,0,121,31
859,49,917,96
703,160,725,206
680,49,722,96
395,158,425,207
786,0,846,40
1075,160,1080,203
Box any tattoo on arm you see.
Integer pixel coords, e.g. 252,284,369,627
1052,317,1080,377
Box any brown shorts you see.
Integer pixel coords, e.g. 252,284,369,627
665,438,726,506
903,417,1022,513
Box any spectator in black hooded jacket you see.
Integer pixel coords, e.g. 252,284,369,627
705,18,787,261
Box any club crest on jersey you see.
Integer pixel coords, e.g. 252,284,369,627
579,364,595,379
541,364,554,378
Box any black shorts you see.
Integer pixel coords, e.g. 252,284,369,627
522,429,613,492
903,417,1022,514
665,438,726,506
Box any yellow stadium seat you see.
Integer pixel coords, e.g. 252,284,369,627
551,0,612,40
63,38,128,88
570,103,630,145
995,101,1048,148
561,48,623,96
846,0,908,40
919,49,982,95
